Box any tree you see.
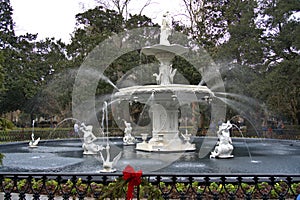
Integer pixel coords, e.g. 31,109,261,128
181,0,228,54
94,0,153,20
0,0,69,120
0,51,4,92
252,0,300,124
0,0,15,48
67,7,124,66
180,0,300,127
21,38,69,117
260,0,300,67
218,0,264,66
67,6,157,94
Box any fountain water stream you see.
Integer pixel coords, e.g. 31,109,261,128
28,120,40,148
99,101,122,172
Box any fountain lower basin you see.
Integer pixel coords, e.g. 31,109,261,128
0,138,299,174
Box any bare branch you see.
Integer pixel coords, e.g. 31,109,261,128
93,0,110,9
139,0,153,16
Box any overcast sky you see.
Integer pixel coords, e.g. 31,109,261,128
10,0,185,43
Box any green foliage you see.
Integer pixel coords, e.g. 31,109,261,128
181,0,299,124
0,51,5,92
0,153,4,165
217,0,264,66
0,35,68,115
241,182,255,194
225,183,238,193
67,6,124,65
192,181,205,193
0,117,14,130
209,182,223,193
17,179,28,191
2,178,13,190
31,178,43,190
46,179,58,189
175,182,187,193
0,0,15,48
139,179,163,200
99,177,127,199
172,56,202,85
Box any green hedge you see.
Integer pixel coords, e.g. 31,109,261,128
0,128,125,143
0,128,77,142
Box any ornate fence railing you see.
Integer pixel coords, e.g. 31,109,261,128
1,172,300,199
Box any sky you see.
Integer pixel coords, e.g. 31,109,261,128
10,0,185,43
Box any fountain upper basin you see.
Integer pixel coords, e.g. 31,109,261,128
141,44,189,57
114,84,214,103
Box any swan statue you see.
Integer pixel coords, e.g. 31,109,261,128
100,144,122,172
29,133,40,148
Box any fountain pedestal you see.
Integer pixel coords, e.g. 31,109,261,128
136,102,195,152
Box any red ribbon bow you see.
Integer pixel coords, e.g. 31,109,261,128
123,165,143,200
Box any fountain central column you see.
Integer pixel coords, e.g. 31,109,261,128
149,102,179,141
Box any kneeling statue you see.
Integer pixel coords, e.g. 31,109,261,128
210,121,234,159
80,123,104,155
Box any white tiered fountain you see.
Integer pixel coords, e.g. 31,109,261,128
113,13,215,152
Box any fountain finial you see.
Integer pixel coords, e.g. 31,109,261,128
160,11,171,45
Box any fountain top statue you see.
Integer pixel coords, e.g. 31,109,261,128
141,12,188,62
160,11,172,45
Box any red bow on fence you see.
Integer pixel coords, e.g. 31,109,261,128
123,165,143,200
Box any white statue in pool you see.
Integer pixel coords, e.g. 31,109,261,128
29,133,40,148
122,120,135,145
99,144,122,172
80,123,104,155
29,120,40,148
210,120,234,158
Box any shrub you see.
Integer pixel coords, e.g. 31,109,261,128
0,118,15,130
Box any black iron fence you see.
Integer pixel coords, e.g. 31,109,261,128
1,172,300,199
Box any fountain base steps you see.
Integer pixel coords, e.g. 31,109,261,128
135,140,196,152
